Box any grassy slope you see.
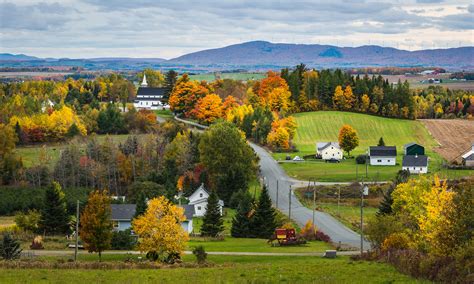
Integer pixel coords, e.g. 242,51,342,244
273,111,463,181
15,134,133,168
0,255,425,283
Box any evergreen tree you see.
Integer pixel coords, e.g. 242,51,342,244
377,137,385,146
231,190,254,237
200,190,224,237
134,191,148,218
66,123,81,138
40,181,70,234
377,184,394,216
0,233,22,260
251,185,277,239
163,70,178,104
14,121,26,145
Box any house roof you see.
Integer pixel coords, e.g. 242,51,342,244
136,87,166,98
463,151,474,160
402,155,428,167
188,184,209,201
317,142,340,151
369,146,397,157
111,204,136,221
179,204,195,220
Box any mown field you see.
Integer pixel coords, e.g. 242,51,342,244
0,255,425,283
188,72,265,82
273,111,473,181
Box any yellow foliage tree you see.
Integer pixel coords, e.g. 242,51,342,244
338,124,359,156
194,94,223,124
332,85,345,110
267,127,290,150
343,85,355,109
132,196,189,260
360,94,370,112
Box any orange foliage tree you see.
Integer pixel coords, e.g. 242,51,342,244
193,94,223,124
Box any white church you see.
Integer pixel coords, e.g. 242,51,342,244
133,74,168,110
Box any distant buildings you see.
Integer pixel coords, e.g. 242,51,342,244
133,74,167,110
368,146,397,166
316,142,343,161
462,143,474,167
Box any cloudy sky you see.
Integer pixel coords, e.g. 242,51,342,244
0,0,473,59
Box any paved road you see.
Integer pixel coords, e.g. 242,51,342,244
23,250,360,257
168,116,370,250
249,142,370,250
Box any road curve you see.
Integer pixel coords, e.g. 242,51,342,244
249,142,370,250
168,115,369,249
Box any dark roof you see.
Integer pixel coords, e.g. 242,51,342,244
136,87,166,98
369,146,397,157
111,204,136,220
180,205,195,220
403,155,428,167
404,142,424,150
317,142,340,151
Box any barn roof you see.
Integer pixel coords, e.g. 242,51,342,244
111,204,136,221
403,155,428,167
369,146,397,157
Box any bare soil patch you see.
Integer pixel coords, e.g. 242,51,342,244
420,119,474,162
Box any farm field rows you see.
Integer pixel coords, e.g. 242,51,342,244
0,255,425,283
273,111,473,181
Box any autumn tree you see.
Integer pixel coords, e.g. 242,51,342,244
332,85,345,110
338,124,359,157
360,94,370,112
132,196,188,262
193,94,223,124
40,182,70,234
169,75,211,117
80,190,113,261
200,190,224,237
137,69,164,87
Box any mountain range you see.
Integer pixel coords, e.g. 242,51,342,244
1,41,473,71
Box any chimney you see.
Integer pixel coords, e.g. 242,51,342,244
415,153,418,158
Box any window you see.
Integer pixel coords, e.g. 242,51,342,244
200,193,203,198
377,159,382,162
197,206,201,211
419,168,422,171
113,221,119,229
332,154,334,156
387,160,391,162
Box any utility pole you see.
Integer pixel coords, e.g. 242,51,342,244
276,180,279,209
288,185,292,221
365,150,369,179
312,185,316,226
75,200,79,262
337,187,341,216
360,184,368,255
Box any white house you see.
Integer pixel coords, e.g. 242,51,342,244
133,74,167,110
402,154,428,174
461,143,474,167
369,146,397,166
188,184,224,217
316,142,343,161
110,203,194,234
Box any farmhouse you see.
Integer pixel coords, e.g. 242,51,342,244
402,154,428,174
110,203,195,233
188,184,224,217
461,143,474,167
316,142,343,161
404,142,425,156
133,74,166,110
369,146,397,166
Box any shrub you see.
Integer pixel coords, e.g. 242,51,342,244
356,154,367,164
300,220,317,241
30,236,44,250
314,231,331,243
111,229,136,250
15,209,41,233
382,232,411,251
192,246,207,264
0,233,22,260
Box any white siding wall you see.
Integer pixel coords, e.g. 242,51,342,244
370,156,396,166
321,147,343,160
402,166,428,174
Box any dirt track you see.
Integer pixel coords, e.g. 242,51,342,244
420,119,474,162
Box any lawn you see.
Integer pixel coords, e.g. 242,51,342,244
188,237,332,253
0,255,426,283
15,134,134,168
273,111,468,181
0,216,14,229
154,109,173,119
192,208,235,235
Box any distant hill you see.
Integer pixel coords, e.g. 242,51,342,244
167,41,474,69
0,53,40,61
1,41,473,70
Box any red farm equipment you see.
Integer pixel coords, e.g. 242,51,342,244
268,228,306,246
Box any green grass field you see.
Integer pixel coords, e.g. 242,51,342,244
188,72,265,82
15,134,133,168
0,255,425,283
274,111,472,181
154,109,173,119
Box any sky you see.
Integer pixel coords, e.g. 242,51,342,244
0,0,473,59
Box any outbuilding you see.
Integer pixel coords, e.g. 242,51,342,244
369,146,397,166
404,142,425,156
316,142,343,161
462,143,474,167
402,154,428,174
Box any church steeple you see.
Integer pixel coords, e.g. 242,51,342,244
141,73,148,87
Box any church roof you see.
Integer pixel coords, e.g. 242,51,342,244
136,87,166,98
